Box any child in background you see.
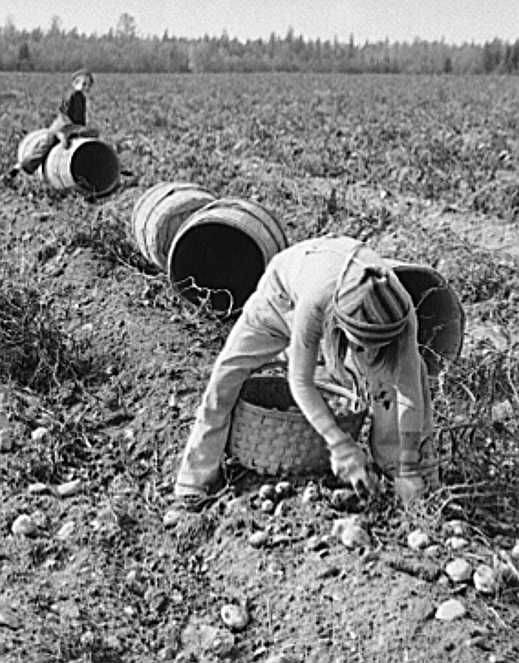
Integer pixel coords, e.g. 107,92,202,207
170,235,439,517
2,68,99,183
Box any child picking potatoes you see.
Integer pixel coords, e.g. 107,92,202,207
172,236,438,515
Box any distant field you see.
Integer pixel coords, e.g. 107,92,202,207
2,72,519,215
0,72,518,662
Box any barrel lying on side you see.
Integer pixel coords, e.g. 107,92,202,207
17,130,120,197
131,182,216,271
43,138,120,197
167,197,288,313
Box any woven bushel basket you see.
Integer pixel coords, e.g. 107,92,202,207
228,376,367,476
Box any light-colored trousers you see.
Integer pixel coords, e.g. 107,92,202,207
174,273,436,496
175,271,292,496
20,131,58,174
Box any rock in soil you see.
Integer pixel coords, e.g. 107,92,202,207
0,429,12,452
302,483,320,504
31,509,48,529
163,508,183,527
442,520,468,537
435,598,466,621
511,540,519,560
181,617,235,657
473,564,499,594
55,479,82,497
224,496,249,516
80,630,95,646
104,634,123,652
407,529,430,551
125,568,146,596
260,499,275,514
341,523,369,549
220,603,249,631
28,482,49,494
333,516,369,549
249,530,269,548
30,426,49,442
445,536,469,551
91,505,118,531
11,514,38,536
0,603,21,629
491,399,513,422
445,558,472,583
274,480,292,498
211,629,235,657
259,484,276,501
56,520,76,540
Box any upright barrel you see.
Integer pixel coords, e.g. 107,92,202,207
167,197,288,313
131,182,216,271
43,138,120,197
386,260,465,377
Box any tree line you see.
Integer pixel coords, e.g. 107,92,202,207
2,14,519,75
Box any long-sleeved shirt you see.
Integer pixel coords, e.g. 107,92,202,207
58,90,87,126
255,236,428,464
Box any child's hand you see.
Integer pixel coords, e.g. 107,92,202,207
330,446,377,497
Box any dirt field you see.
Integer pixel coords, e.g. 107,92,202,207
1,72,519,662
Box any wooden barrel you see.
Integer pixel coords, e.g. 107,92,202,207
131,182,216,271
386,260,465,376
42,138,120,197
167,197,288,313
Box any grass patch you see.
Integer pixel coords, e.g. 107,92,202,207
0,262,89,392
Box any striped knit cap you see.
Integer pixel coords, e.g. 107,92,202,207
333,262,411,347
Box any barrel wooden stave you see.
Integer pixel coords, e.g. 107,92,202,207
131,182,215,270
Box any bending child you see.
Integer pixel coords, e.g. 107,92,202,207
172,235,439,515
3,69,99,183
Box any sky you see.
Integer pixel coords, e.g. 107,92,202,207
2,0,518,44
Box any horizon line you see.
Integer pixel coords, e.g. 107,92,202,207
2,20,515,48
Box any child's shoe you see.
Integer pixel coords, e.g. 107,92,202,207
163,493,206,527
163,481,212,526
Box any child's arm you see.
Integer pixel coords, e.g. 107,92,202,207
287,300,345,442
288,300,374,493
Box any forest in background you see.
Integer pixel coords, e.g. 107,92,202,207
1,13,519,75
